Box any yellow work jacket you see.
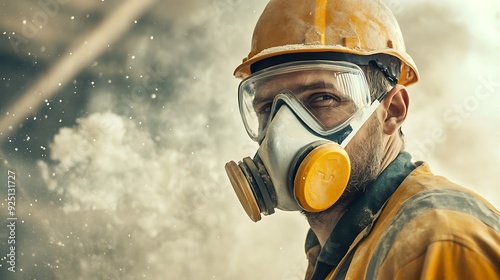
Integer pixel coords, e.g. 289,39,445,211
305,152,500,280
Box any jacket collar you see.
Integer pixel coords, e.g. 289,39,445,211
309,151,416,280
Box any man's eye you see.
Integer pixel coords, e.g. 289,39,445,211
309,93,341,106
256,103,272,114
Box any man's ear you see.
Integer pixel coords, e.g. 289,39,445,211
380,84,409,135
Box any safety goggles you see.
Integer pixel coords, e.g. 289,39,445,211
238,60,372,142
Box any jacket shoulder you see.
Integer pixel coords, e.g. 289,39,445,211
387,162,499,215
365,163,500,279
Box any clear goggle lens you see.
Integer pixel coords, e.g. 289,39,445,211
238,61,372,142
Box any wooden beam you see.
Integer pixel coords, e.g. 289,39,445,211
0,0,157,142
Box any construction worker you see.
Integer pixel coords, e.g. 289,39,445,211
224,0,500,279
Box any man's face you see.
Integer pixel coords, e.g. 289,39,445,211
252,68,384,215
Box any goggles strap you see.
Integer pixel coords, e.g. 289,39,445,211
250,52,401,84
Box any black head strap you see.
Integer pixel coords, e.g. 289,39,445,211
250,52,401,85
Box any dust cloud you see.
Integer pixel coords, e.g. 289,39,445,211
0,0,499,279
397,0,500,206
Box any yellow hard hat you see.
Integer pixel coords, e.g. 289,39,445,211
234,0,419,86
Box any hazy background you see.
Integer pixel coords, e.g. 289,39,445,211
0,0,499,279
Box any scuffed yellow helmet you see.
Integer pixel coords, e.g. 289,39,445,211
234,0,419,86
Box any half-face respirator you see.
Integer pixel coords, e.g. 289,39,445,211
225,60,382,222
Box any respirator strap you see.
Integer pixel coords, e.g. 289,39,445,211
339,100,381,149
